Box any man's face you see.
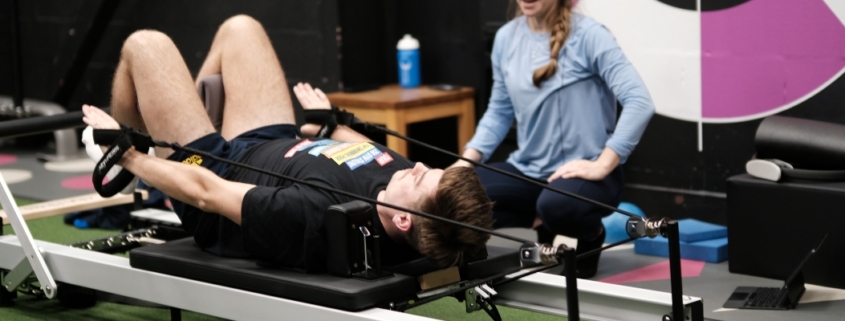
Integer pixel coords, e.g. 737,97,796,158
383,162,444,211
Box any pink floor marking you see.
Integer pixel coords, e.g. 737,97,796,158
599,259,706,285
0,154,18,166
61,175,95,190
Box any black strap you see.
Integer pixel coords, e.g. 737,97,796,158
478,297,502,321
316,112,338,138
304,105,366,138
91,128,155,197
303,108,334,125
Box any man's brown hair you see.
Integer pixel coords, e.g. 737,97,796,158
411,166,494,268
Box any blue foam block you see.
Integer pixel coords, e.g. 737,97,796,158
634,236,728,263
676,219,727,243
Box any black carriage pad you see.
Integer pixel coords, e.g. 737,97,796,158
129,238,417,311
129,238,523,311
388,246,522,280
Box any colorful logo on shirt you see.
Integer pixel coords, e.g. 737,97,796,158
284,139,394,169
182,155,202,166
375,152,393,166
285,139,313,158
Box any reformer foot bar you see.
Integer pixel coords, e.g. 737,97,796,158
0,111,703,321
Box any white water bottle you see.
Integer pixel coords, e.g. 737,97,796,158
396,34,420,88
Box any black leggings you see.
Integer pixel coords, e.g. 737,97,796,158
476,162,624,240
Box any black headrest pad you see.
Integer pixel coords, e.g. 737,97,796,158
387,246,521,279
756,116,845,170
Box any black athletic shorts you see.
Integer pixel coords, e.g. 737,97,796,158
166,124,301,179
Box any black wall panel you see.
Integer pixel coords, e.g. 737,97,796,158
336,0,389,90
0,0,340,119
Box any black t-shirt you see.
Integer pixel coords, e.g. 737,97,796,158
189,138,420,272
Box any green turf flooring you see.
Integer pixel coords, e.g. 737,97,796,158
1,200,562,320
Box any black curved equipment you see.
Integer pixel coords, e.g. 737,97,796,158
750,115,845,182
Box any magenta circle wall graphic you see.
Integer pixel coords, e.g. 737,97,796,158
577,0,845,124
702,0,845,121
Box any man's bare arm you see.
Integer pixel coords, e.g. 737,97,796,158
328,125,372,142
300,123,373,143
82,104,251,224
120,149,253,224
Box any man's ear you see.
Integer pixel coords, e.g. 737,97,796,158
392,213,413,233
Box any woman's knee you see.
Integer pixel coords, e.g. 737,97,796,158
536,194,590,226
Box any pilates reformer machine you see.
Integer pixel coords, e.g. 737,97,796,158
0,108,704,321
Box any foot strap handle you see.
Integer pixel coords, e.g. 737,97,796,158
91,127,155,197
303,105,365,138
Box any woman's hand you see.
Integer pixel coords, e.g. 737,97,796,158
547,159,612,182
293,82,331,110
448,148,482,169
547,147,620,182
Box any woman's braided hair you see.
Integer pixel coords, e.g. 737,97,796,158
514,0,574,87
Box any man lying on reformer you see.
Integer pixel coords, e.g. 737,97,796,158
81,14,494,272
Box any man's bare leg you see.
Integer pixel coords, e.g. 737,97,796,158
196,15,295,140
110,30,216,158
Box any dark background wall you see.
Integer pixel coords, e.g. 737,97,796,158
2,0,843,226
0,0,340,120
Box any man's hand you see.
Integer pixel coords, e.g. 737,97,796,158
293,82,331,110
547,147,620,182
294,82,331,136
300,123,321,137
81,104,122,155
82,104,120,130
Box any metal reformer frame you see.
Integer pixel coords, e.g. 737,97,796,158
0,229,702,321
0,110,705,321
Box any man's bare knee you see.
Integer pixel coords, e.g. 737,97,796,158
219,15,265,38
121,30,177,60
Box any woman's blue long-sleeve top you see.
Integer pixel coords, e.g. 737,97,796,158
465,14,655,180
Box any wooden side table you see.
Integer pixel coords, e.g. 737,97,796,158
326,85,475,157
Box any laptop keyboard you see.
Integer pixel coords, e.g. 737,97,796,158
746,287,782,308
